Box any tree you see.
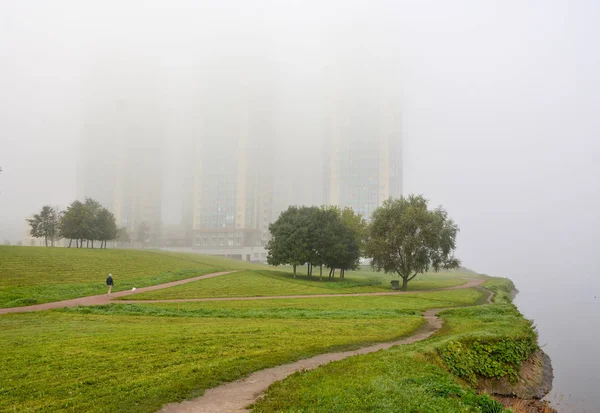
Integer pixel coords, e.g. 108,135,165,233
339,207,368,255
318,206,361,279
84,198,102,248
60,199,118,248
267,206,310,277
117,227,130,243
60,200,89,248
27,205,61,247
137,221,151,246
95,208,118,249
365,195,461,291
267,205,362,280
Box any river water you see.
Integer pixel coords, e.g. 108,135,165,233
513,277,599,413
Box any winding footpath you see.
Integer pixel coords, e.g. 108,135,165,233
158,278,493,413
0,272,493,413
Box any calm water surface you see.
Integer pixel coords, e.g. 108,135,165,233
513,277,599,413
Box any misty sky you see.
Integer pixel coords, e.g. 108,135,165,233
1,0,599,290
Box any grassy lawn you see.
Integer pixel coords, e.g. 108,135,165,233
0,284,489,413
125,270,468,301
0,310,422,412
250,278,531,413
0,246,263,307
67,288,485,319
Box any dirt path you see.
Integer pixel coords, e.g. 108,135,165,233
0,271,237,315
158,283,494,413
0,276,484,314
118,278,485,304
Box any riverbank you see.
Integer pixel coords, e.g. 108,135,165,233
249,276,556,413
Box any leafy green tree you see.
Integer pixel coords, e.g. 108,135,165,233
95,208,118,249
340,207,368,254
60,199,118,248
268,205,362,280
60,200,88,248
318,206,360,279
84,198,102,248
366,195,460,291
27,205,61,247
267,206,310,277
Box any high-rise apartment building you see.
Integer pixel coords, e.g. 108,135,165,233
322,60,402,219
78,61,164,241
185,55,274,258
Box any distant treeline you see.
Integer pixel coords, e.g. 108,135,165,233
27,198,130,248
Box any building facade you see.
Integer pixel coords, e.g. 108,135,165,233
185,54,274,258
322,92,402,219
77,61,164,242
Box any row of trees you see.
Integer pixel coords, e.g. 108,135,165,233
267,205,367,279
267,195,460,290
27,198,127,248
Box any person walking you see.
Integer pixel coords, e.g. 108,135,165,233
106,273,114,295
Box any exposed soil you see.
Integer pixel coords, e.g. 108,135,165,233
494,396,558,413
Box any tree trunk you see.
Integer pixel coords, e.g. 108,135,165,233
402,276,408,291
319,265,323,280
68,239,72,248
328,268,333,279
332,268,336,278
44,237,48,247
91,240,94,249
293,264,297,278
340,269,344,279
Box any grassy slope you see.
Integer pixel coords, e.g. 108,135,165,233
0,312,420,412
125,270,468,300
70,288,485,319
250,277,532,413
0,246,262,307
0,287,487,413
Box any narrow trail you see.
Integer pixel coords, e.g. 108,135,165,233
117,278,485,304
0,271,237,314
158,281,495,413
0,277,483,314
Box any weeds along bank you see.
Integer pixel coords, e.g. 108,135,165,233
250,277,555,413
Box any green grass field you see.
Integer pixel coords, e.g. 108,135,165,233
124,270,468,301
0,246,530,413
250,278,531,413
69,288,485,319
0,246,263,307
0,306,425,412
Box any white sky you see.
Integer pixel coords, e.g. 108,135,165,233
1,0,599,289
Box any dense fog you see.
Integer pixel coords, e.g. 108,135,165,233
1,1,599,288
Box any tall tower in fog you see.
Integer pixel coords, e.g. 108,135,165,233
185,52,274,258
78,57,164,241
322,53,402,219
